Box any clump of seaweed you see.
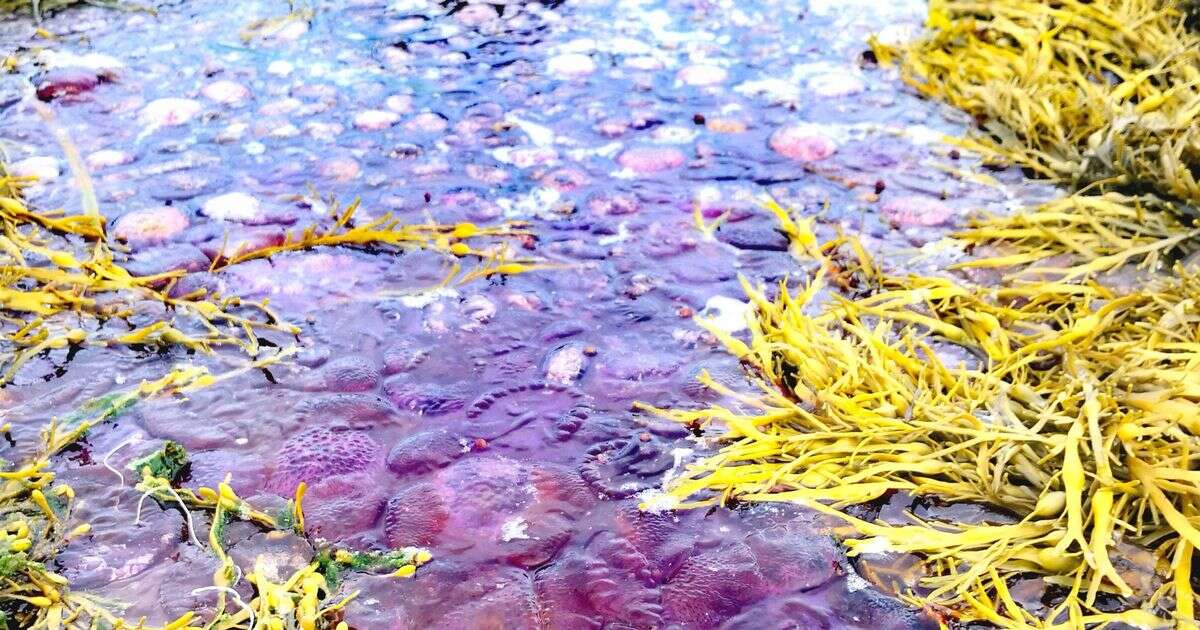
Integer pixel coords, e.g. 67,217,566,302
0,163,538,387
874,0,1200,282
0,367,428,629
0,105,531,625
0,367,209,628
877,0,1200,198
634,3,1200,626
641,209,1200,627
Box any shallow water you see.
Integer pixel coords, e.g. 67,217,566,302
0,0,1053,627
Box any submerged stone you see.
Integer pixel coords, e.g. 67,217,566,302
769,125,837,161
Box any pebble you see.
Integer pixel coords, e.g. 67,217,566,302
700,295,752,334
808,73,866,98
86,149,135,170
201,192,263,223
306,122,344,141
547,53,597,78
385,94,413,113
11,156,60,181
625,56,664,70
769,125,837,162
272,20,309,41
454,3,497,25
587,193,639,216
405,112,448,133
616,147,686,173
317,156,361,182
353,109,400,131
266,60,294,77
42,50,123,74
496,147,558,168
706,118,747,133
35,69,100,101
545,345,587,384
201,80,251,105
677,64,727,86
215,122,248,143
113,206,190,244
259,98,302,117
140,97,203,127
880,196,955,227
269,124,301,139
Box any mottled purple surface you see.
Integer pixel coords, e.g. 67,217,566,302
0,0,1049,626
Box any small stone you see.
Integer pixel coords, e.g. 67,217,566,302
113,207,189,244
547,53,596,78
201,192,263,223
140,98,203,127
499,147,557,168
35,68,100,101
266,60,294,76
706,118,747,133
385,94,413,113
317,157,361,182
617,147,686,173
272,20,309,41
454,3,497,25
86,149,135,170
269,124,301,139
306,122,344,141
353,109,400,131
625,56,663,70
808,73,865,98
201,80,251,105
405,112,448,133
545,344,587,385
215,122,248,143
678,64,727,86
880,196,954,227
769,125,837,162
258,97,302,117
10,156,60,181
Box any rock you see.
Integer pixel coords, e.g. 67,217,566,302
880,196,954,227
259,97,301,117
35,68,100,101
86,149,135,170
617,147,686,173
123,243,210,277
404,112,448,133
353,109,400,131
140,98,203,127
547,53,596,78
201,80,251,105
267,60,293,76
587,193,639,215
385,94,413,113
678,64,727,86
214,122,248,143
10,156,60,181
808,73,865,98
387,430,465,476
113,207,189,244
706,118,748,133
201,192,263,223
544,344,587,385
269,123,300,139
317,156,361,182
769,125,837,162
